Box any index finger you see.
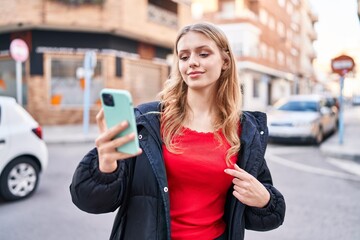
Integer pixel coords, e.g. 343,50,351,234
224,164,248,180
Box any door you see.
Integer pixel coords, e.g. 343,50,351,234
0,104,10,170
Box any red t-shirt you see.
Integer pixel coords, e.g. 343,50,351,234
163,127,238,240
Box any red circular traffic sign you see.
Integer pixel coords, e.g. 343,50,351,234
10,39,29,62
331,55,355,76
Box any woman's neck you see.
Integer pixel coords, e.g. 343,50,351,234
184,89,218,133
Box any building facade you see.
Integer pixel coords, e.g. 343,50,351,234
193,0,318,111
0,0,192,125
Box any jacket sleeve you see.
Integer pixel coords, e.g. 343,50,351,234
69,148,131,214
244,158,286,231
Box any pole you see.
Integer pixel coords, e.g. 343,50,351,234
338,76,344,145
16,61,22,105
83,52,91,135
82,51,96,135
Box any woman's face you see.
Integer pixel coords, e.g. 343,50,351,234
177,31,225,92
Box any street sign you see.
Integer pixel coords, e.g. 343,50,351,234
10,39,29,63
331,55,355,76
330,54,356,145
9,39,29,106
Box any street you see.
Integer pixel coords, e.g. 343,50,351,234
1,142,360,240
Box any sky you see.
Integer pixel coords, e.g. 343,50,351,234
309,0,360,78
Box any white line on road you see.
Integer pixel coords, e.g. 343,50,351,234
326,157,360,177
266,153,360,182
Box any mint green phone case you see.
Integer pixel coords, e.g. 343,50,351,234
100,88,139,155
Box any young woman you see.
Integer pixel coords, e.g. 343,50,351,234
70,22,285,240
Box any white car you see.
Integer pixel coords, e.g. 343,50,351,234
267,94,338,145
0,96,48,201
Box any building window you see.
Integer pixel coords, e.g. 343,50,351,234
50,57,103,107
232,42,244,57
277,51,285,65
278,0,286,7
286,2,293,14
268,16,275,30
259,9,268,25
277,21,285,37
0,58,27,104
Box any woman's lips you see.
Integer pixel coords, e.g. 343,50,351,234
188,71,203,77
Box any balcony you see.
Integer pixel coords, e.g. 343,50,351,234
147,4,178,29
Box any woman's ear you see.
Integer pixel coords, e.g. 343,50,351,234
222,59,229,70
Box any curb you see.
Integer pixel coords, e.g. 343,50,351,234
320,144,360,163
44,136,96,144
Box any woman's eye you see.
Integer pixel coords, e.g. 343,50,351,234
179,56,188,61
199,53,209,57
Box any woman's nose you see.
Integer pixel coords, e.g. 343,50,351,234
188,54,199,67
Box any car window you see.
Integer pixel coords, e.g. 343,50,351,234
277,101,319,112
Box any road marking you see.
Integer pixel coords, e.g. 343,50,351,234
267,145,317,155
326,157,360,177
266,153,360,182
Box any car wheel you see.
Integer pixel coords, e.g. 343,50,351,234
314,126,324,145
0,157,40,201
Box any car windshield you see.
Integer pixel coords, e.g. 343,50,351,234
277,101,319,112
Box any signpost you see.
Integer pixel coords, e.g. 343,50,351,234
82,51,97,135
10,39,29,105
331,55,355,144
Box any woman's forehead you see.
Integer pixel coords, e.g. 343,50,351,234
177,31,217,52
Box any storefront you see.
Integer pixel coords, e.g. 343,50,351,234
0,30,171,125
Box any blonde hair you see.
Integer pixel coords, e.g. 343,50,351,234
159,22,242,166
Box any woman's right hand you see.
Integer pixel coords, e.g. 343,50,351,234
95,109,142,173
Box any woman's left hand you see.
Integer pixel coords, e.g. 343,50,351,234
224,164,270,208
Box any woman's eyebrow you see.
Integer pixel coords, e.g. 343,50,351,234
178,45,212,53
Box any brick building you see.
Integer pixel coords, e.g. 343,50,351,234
0,0,192,125
193,0,318,110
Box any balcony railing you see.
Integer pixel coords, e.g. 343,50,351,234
147,4,178,28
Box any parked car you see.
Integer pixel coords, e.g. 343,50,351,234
0,96,48,201
267,94,338,145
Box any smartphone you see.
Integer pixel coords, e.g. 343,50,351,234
100,88,139,155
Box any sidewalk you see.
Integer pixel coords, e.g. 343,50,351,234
43,124,99,144
319,106,360,162
42,106,360,162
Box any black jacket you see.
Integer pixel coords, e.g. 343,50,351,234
70,102,285,240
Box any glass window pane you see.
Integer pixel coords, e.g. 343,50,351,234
50,58,103,107
0,59,27,104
